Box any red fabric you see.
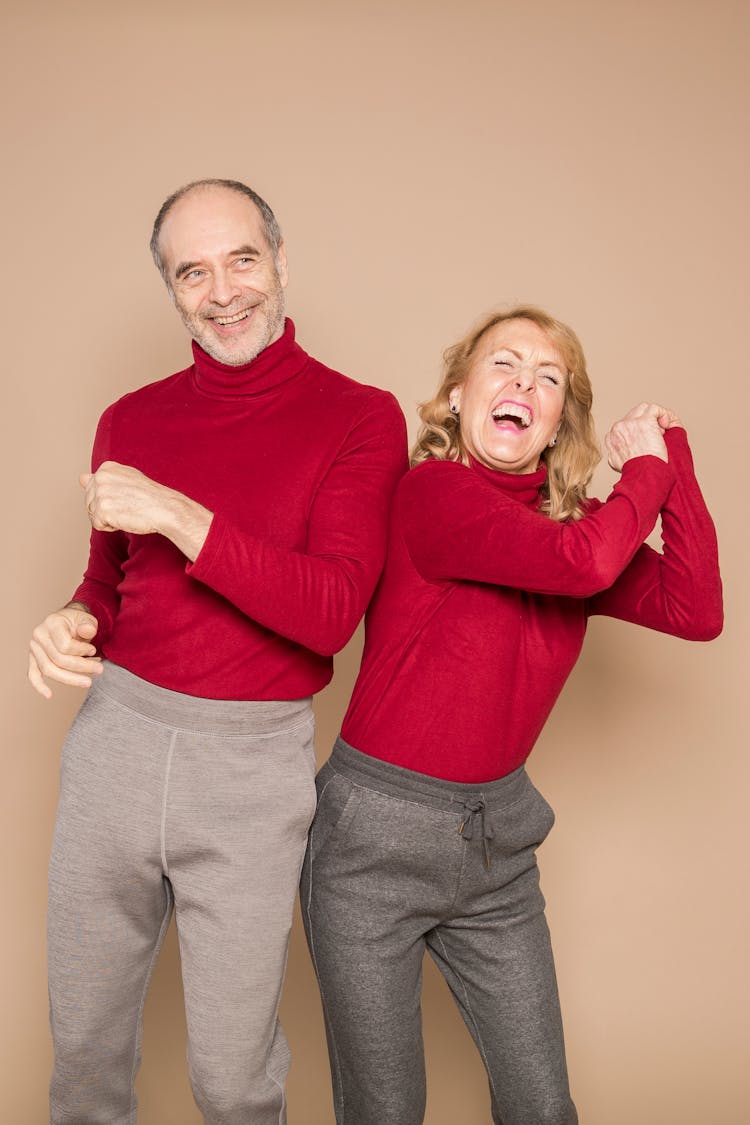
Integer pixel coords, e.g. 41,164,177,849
341,428,722,782
73,320,407,699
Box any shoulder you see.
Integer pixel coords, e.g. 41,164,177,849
398,459,476,505
302,355,404,420
580,495,605,516
298,358,406,460
101,366,190,420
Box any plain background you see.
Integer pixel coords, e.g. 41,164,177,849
2,1,747,1121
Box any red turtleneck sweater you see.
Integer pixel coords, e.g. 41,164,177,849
72,320,407,699
341,429,722,781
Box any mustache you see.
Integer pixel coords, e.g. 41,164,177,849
202,302,259,319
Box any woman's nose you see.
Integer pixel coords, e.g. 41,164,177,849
513,364,535,391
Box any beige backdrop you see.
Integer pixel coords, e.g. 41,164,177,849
2,1,747,1122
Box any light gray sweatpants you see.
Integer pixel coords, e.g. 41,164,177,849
48,662,316,1125
301,738,577,1125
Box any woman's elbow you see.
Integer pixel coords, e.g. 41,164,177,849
670,599,724,642
690,608,724,642
574,557,625,599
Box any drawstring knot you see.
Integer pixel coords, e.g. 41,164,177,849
458,797,494,868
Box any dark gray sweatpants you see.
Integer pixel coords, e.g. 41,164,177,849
301,738,578,1125
48,662,317,1125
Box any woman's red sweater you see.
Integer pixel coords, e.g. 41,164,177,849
341,428,722,782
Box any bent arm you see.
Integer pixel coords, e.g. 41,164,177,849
587,428,723,639
72,405,129,647
401,454,675,597
186,396,407,655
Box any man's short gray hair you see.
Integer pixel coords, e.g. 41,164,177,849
150,178,282,284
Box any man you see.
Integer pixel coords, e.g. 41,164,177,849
28,178,406,1125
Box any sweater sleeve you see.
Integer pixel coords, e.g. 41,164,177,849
586,428,723,639
70,404,129,648
401,452,676,598
185,393,407,656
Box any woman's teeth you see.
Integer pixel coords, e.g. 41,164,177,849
491,403,532,428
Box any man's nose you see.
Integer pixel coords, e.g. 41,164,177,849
209,269,242,306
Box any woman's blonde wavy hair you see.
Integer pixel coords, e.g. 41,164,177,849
411,305,601,521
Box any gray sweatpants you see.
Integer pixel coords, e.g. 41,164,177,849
48,662,317,1125
301,738,577,1125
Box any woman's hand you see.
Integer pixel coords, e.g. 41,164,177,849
655,407,684,431
604,402,682,473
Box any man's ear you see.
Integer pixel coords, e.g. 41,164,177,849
276,240,289,288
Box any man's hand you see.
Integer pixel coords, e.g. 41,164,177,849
81,462,212,561
604,402,682,473
28,603,102,699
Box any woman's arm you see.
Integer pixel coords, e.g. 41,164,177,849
401,453,674,598
586,428,722,639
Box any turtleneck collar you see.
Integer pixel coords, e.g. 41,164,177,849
190,318,308,398
469,454,547,509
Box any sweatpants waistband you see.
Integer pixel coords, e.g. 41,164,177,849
92,661,313,735
329,736,529,813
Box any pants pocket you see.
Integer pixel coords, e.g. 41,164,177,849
308,770,363,863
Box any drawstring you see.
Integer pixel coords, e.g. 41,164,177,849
458,797,494,868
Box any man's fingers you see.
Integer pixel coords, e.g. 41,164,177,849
30,629,101,675
27,609,101,698
27,652,53,699
28,640,95,689
44,619,97,658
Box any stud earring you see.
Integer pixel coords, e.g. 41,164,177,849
450,403,459,414
548,434,558,447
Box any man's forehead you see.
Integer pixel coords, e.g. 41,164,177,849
159,187,267,260
166,186,263,229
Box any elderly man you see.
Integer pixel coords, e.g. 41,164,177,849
28,179,406,1125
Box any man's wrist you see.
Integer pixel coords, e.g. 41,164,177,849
159,490,212,561
65,600,91,614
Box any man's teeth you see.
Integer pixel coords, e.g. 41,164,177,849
214,310,250,325
491,403,532,428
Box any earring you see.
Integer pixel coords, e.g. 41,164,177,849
450,403,459,415
548,434,557,447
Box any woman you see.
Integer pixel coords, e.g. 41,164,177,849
301,306,722,1125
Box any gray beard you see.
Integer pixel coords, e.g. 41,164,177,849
183,299,286,367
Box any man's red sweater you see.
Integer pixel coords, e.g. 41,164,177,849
73,320,407,700
341,429,723,782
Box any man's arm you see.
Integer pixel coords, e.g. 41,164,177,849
28,405,128,698
186,394,407,654
80,462,212,560
81,394,408,655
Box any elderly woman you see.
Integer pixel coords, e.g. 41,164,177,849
301,306,722,1125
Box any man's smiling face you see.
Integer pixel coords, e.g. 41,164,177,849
158,185,288,366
